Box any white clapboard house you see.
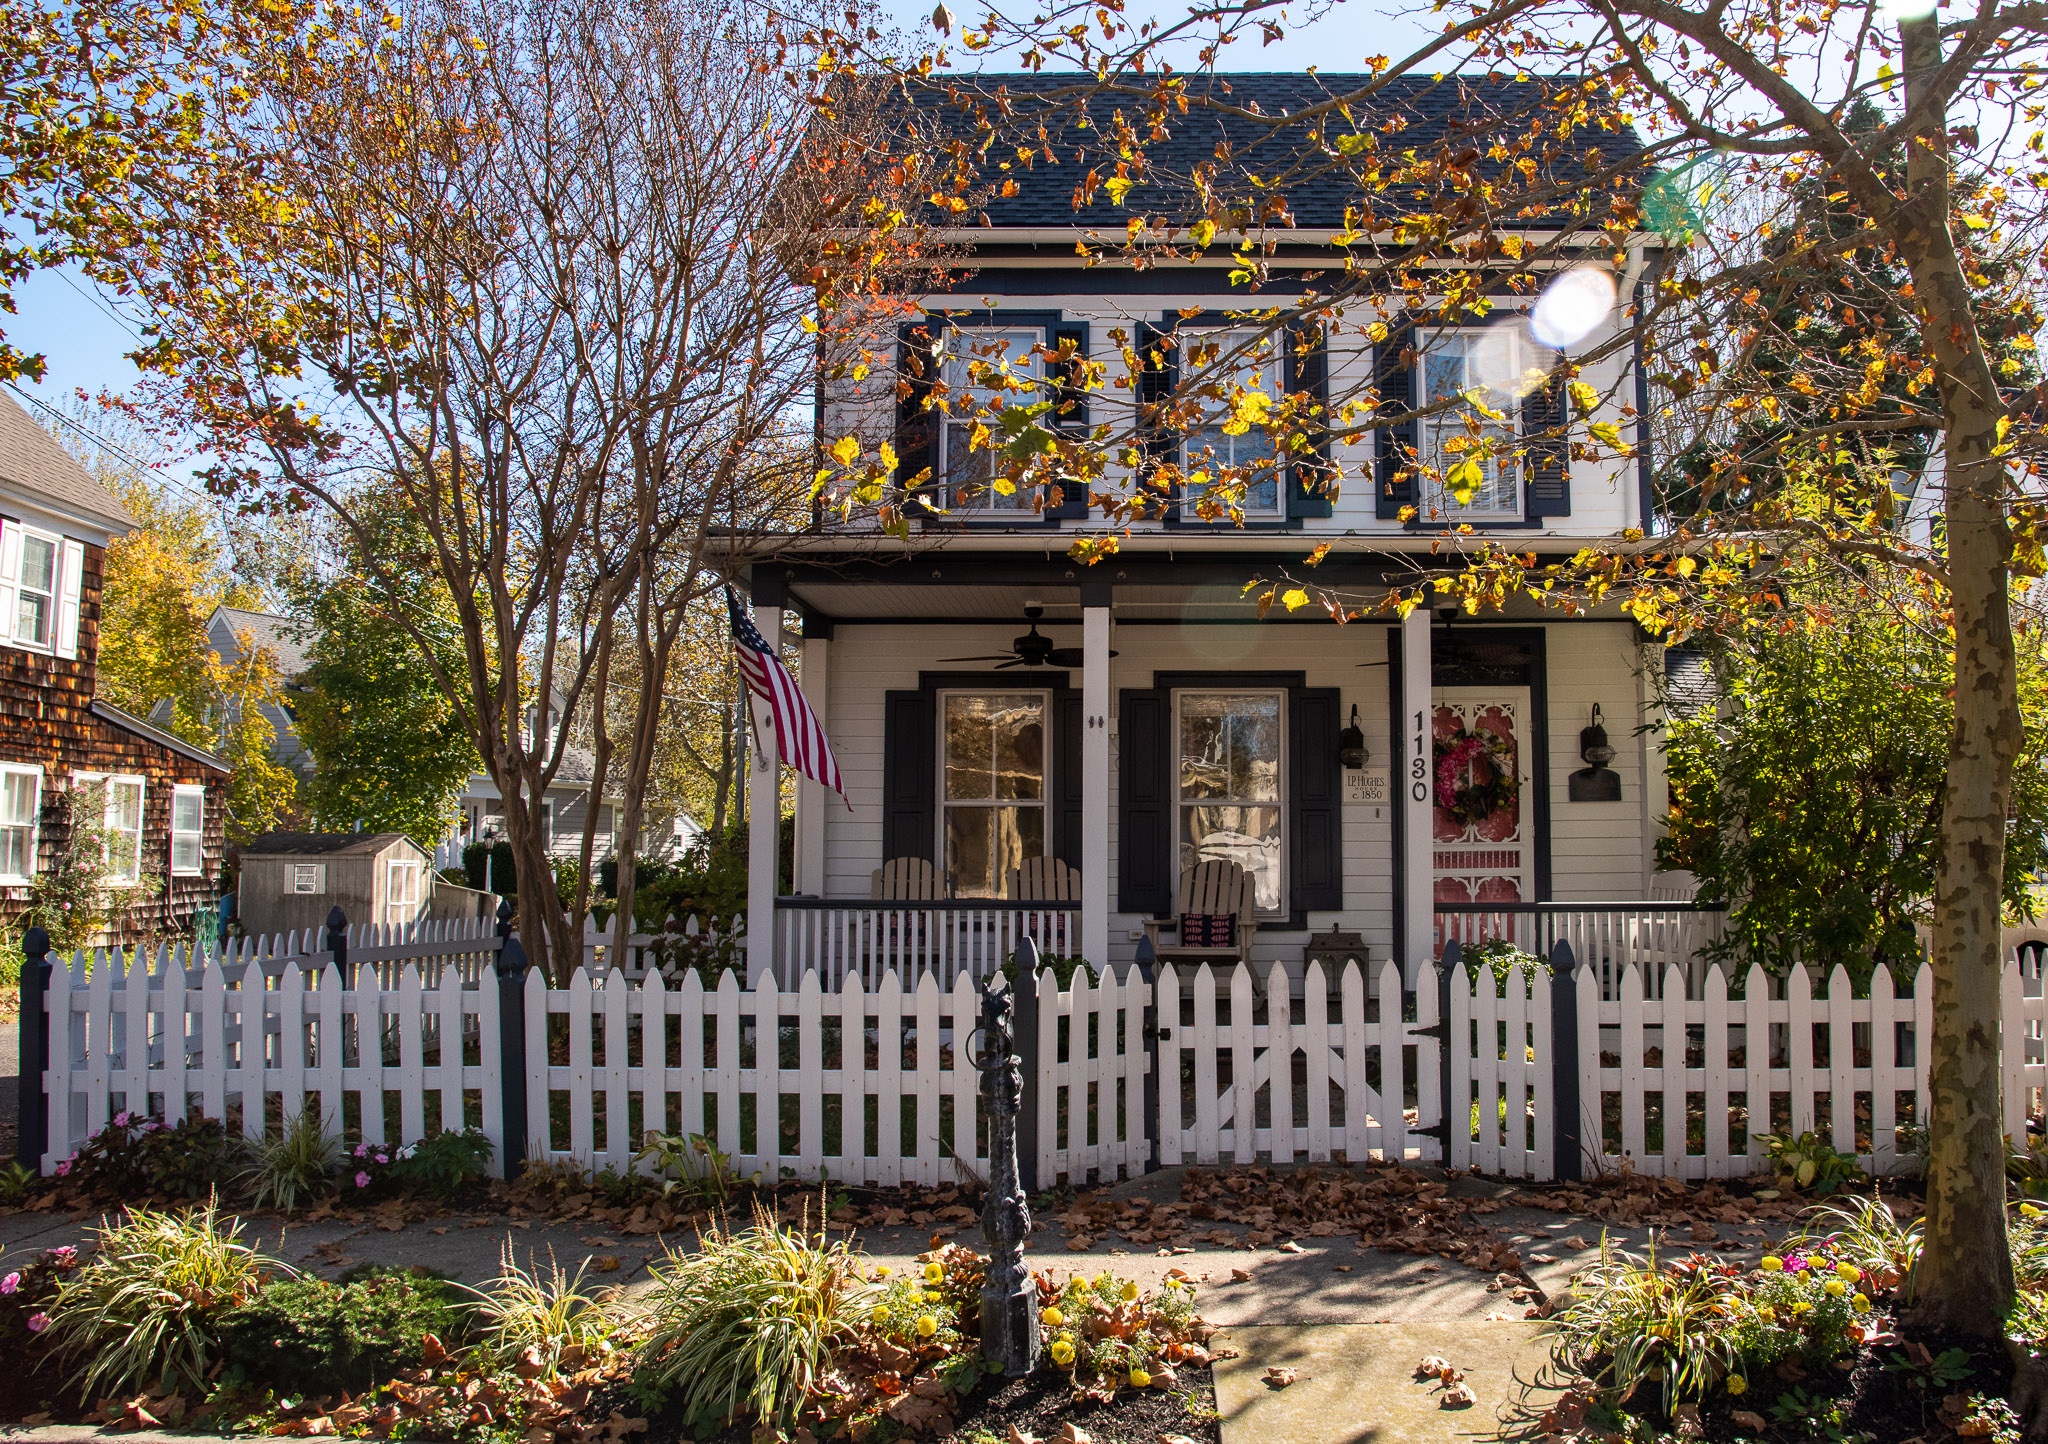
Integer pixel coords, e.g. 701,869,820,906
730,74,1710,991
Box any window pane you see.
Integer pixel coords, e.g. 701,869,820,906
3,772,35,826
16,592,47,646
172,834,201,873
173,791,203,833
944,694,1045,801
945,804,1044,900
19,536,55,593
110,780,142,832
1,823,30,879
1179,804,1283,912
1179,694,1281,802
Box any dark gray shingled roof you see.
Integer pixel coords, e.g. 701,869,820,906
242,831,423,857
905,71,1646,231
0,393,138,533
210,606,313,681
1663,645,1719,719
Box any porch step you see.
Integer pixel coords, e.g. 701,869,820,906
1211,1322,1563,1444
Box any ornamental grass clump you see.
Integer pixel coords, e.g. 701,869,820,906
633,1203,873,1438
45,1198,281,1399
471,1245,621,1379
235,1105,340,1214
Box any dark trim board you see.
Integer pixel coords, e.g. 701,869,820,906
769,552,1614,593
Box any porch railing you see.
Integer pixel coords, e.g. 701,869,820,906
1435,900,1731,999
772,898,1080,990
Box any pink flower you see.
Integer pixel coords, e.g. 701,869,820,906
49,1248,74,1266
374,1154,388,1166
53,1161,69,1177
354,1172,371,1189
112,1111,130,1128
26,1313,47,1333
354,1144,368,1158
0,1274,20,1295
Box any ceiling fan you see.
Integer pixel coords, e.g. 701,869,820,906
939,605,1118,670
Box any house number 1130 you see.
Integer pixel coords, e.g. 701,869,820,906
1409,709,1429,802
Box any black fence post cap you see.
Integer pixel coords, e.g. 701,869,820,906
22,926,48,957
325,906,348,933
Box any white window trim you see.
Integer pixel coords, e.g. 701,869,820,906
1413,327,1528,522
1173,688,1288,919
1178,328,1286,521
936,687,1052,898
937,326,1048,513
71,771,146,887
169,783,205,878
0,763,42,886
388,857,423,912
291,862,325,895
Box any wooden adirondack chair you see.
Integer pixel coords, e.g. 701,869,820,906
870,857,947,900
1005,857,1081,902
1143,859,1258,966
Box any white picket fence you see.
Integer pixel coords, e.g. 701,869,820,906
29,930,2048,1186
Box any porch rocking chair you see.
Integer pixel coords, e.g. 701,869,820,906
1005,857,1081,902
1142,859,1259,967
865,857,949,983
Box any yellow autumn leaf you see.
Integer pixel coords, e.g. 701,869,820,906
1588,421,1623,447
1282,588,1311,611
1961,213,1991,230
1569,381,1599,414
1191,218,1217,247
1366,321,1389,343
829,435,860,466
1446,457,1486,503
878,441,899,474
1223,390,1272,436
1104,176,1133,205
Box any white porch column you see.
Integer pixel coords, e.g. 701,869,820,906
795,630,831,897
746,600,783,984
1081,600,1112,968
1400,605,1433,983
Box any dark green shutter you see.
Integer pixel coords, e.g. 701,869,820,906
1117,688,1173,915
1375,318,1418,520
881,690,935,865
1049,321,1091,520
1135,322,1181,523
1287,320,1334,519
1523,368,1571,517
896,322,941,517
1054,690,1084,869
1289,687,1343,913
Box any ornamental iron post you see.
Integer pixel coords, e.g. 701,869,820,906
17,926,50,1170
494,902,532,1180
1549,940,1583,1181
971,962,1040,1378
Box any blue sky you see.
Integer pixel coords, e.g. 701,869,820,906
6,0,1440,425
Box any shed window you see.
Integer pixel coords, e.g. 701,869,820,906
388,858,422,912
291,863,326,894
73,773,144,885
0,764,40,884
170,785,204,876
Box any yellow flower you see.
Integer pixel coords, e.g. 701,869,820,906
2023,1203,2044,1219
1824,1279,1847,1298
1757,1306,1776,1323
1129,1366,1152,1388
1835,1261,1862,1283
916,1315,939,1338
1759,1256,1784,1272
1042,1306,1065,1327
1050,1336,1076,1367
1791,1301,1814,1316
1727,1376,1748,1397
870,1305,889,1324
924,1262,945,1284
874,1265,891,1278
1121,1281,1141,1302
1853,1293,1871,1313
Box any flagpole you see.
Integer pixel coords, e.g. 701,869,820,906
745,593,783,985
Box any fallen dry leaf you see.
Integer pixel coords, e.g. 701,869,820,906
1332,1264,1353,1273
1230,1267,1253,1282
1732,1411,1768,1432
1058,1425,1093,1444
1007,1428,1040,1444
589,1255,621,1273
1440,1382,1478,1409
1276,1240,1304,1254
1416,1356,1457,1380
1264,1366,1303,1389
1562,1234,1590,1250
1674,1403,1705,1438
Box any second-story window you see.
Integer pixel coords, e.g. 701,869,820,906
16,530,58,649
1417,331,1523,520
1181,330,1283,520
939,328,1044,512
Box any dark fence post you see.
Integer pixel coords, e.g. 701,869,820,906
1011,936,1040,1196
17,927,50,1171
1135,936,1160,1174
1436,939,1459,1167
325,905,349,986
495,900,531,1180
1549,940,1583,1182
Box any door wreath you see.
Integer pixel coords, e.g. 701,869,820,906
1434,724,1519,826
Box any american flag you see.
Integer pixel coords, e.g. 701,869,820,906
728,587,848,806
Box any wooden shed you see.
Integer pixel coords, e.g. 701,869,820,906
237,832,434,938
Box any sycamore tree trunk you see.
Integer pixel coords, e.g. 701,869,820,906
1895,13,2019,1338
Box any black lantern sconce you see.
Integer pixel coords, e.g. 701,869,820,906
1337,704,1369,771
1568,703,1622,801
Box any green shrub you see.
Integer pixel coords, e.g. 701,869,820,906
634,1131,750,1207
237,1106,340,1214
217,1267,471,1397
463,840,516,897
46,1200,280,1398
1788,1195,1920,1290
634,1205,873,1437
1001,951,1094,988
1759,1129,1864,1195
389,1128,494,1198
59,1113,240,1201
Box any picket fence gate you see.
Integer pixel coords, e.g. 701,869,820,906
22,928,2048,1186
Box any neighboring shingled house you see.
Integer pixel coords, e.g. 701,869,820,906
0,394,230,941
205,605,312,769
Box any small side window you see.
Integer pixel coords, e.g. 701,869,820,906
291,863,326,895
170,785,205,877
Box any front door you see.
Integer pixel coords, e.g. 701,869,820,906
1431,686,1533,950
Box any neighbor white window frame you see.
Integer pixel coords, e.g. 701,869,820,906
387,856,423,914
291,863,325,894
1414,328,1525,521
72,771,145,886
936,326,1047,513
169,784,205,877
1172,688,1288,918
0,763,41,885
1178,328,1285,521
936,687,1052,899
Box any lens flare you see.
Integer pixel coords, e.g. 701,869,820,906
1530,267,1618,350
1471,317,1553,399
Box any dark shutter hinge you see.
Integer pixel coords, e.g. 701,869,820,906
1411,1021,1450,1043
